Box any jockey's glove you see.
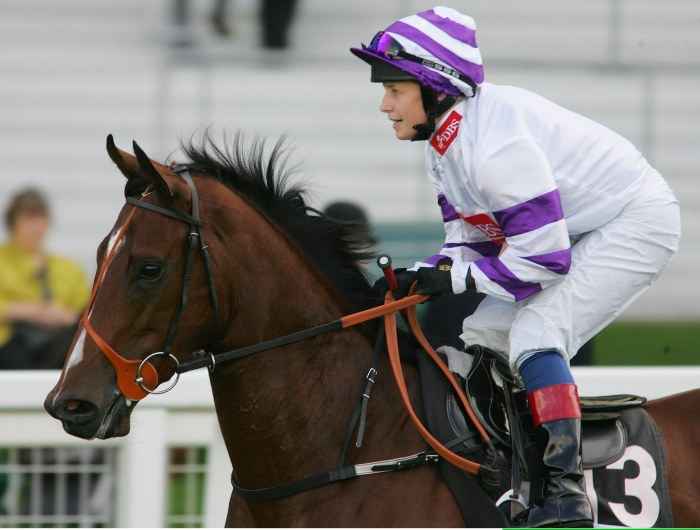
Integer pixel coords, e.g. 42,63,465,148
372,268,416,299
414,267,453,296
415,266,477,297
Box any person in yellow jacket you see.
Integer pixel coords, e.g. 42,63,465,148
0,188,89,369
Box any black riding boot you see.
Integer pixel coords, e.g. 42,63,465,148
527,418,593,527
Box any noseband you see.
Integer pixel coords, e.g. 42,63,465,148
82,169,219,401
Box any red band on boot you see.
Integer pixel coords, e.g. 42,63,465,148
528,383,581,426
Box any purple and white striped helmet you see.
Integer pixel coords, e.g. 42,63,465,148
351,6,484,97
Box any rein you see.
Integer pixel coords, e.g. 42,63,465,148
87,169,494,499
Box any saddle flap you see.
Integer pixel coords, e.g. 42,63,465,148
580,394,646,413
581,418,627,469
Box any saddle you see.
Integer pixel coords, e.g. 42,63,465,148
414,343,673,528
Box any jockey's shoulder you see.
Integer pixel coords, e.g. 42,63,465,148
476,83,564,126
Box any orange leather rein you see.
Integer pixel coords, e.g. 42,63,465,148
383,289,488,475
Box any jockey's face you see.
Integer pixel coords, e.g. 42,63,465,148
380,81,426,141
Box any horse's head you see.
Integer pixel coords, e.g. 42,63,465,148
45,136,220,439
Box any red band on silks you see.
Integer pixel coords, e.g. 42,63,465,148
528,383,581,426
462,212,505,245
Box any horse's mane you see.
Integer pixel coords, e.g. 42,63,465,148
178,133,377,313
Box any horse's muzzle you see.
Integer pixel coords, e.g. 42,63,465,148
45,396,101,438
45,394,131,439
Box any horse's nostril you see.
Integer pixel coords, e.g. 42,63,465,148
58,400,98,425
65,401,81,412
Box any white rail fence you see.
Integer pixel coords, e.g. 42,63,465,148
0,371,230,528
1,368,698,527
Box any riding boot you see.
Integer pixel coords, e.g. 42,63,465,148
517,350,592,528
527,417,592,527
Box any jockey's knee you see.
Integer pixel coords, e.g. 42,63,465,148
513,348,568,374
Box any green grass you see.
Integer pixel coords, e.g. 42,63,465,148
591,321,700,365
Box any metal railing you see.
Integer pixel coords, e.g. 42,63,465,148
0,446,116,527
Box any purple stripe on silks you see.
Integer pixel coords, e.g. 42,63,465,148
493,189,564,238
444,241,501,257
437,194,459,222
386,21,485,84
423,254,453,267
417,10,477,47
523,248,572,275
474,257,542,301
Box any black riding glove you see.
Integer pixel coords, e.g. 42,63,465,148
414,267,454,296
372,268,416,299
415,266,477,297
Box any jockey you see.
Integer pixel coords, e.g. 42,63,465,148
351,6,680,528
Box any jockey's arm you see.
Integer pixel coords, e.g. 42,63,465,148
410,163,484,271
467,135,572,302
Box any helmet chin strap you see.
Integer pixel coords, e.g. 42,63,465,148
411,87,460,142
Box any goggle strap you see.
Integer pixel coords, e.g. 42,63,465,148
393,50,477,92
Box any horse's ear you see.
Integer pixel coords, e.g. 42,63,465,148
132,140,175,199
106,134,142,180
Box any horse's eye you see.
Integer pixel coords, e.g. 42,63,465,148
139,263,163,281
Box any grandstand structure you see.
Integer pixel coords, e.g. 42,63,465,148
1,0,698,319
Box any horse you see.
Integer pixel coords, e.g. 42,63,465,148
44,134,699,527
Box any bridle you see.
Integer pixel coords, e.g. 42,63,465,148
82,169,219,401
82,168,499,498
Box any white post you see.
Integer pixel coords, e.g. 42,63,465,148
117,408,168,527
204,422,232,528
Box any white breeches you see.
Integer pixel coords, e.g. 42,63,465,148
460,170,681,371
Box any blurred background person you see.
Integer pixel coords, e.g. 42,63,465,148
324,200,376,250
0,188,89,370
172,0,232,43
259,0,299,49
171,0,299,48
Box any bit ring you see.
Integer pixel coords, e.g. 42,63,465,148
136,352,181,395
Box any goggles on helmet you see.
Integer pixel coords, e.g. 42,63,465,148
367,31,476,91
369,31,404,59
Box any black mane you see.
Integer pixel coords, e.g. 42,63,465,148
179,133,376,312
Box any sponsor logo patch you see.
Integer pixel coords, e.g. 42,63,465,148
430,111,462,156
462,212,505,244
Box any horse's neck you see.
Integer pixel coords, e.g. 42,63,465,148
210,327,371,472
211,327,427,523
202,189,426,520
204,188,373,484
208,274,380,497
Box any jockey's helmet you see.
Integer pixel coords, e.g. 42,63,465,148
350,6,484,140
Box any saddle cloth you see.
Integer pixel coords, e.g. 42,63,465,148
416,345,673,528
582,407,673,528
